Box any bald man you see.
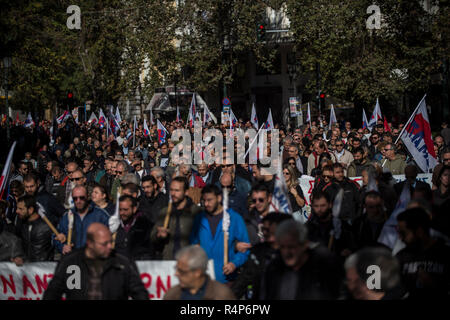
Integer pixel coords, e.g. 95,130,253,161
217,173,248,216
54,186,110,255
44,223,148,300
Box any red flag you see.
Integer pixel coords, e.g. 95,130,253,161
383,116,391,132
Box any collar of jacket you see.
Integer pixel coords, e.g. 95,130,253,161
81,249,125,272
71,201,97,216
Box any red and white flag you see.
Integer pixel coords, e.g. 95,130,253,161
88,112,98,124
57,110,71,124
250,103,258,129
368,98,382,131
0,141,17,199
399,95,437,173
187,93,196,128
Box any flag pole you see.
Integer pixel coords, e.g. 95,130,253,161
393,94,426,146
382,94,426,168
133,116,136,148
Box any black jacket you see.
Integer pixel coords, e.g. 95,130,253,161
35,185,65,225
43,248,149,300
115,212,154,260
231,242,277,300
323,178,361,222
16,217,54,262
259,244,343,300
139,192,169,225
0,230,24,261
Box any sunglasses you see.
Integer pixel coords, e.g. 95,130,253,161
323,175,333,179
252,198,266,203
335,144,343,147
116,171,123,174
222,164,233,167
288,162,295,165
283,172,290,176
443,158,450,162
70,177,83,182
73,196,87,201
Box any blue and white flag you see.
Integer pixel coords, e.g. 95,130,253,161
362,108,369,130
24,113,34,128
115,106,122,123
56,110,71,124
270,165,293,214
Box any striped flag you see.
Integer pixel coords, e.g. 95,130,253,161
56,110,71,124
115,106,122,123
398,95,437,173
24,113,34,128
88,112,98,124
143,119,150,137
157,119,168,145
362,108,369,130
265,108,274,130
368,98,382,131
0,141,17,199
250,103,258,129
98,108,107,128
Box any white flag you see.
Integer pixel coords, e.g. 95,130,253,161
368,98,382,131
115,106,122,123
265,108,274,130
329,104,337,130
250,103,258,129
399,95,437,173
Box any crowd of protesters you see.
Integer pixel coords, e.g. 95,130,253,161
0,112,449,300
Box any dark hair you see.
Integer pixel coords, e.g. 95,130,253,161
17,195,36,210
201,184,221,196
141,175,157,185
92,183,110,201
251,182,271,195
352,147,364,155
23,173,38,184
397,207,431,234
122,182,140,195
119,194,138,207
311,190,331,204
436,165,450,188
171,176,189,191
332,162,344,170
262,212,293,225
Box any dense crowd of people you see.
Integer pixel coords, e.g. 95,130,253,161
0,113,449,300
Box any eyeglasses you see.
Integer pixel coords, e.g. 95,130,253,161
222,164,233,168
443,158,450,162
335,144,343,147
73,196,87,201
323,175,333,179
116,171,123,174
383,149,392,152
67,170,75,174
283,172,290,176
70,177,83,182
252,198,266,203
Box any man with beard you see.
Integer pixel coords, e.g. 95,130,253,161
306,191,353,258
395,208,450,299
140,175,169,224
323,163,361,223
15,195,54,261
23,173,64,226
114,195,153,260
347,147,372,178
190,185,250,284
150,177,201,260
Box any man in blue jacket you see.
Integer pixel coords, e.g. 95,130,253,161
190,185,250,284
54,185,110,255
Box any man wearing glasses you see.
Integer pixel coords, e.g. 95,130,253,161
381,143,406,175
244,183,274,245
54,185,110,256
332,141,354,175
368,133,380,160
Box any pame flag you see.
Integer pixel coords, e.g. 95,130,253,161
368,98,382,131
143,119,150,137
270,170,293,214
399,95,437,173
362,108,369,130
56,110,70,124
98,109,107,129
24,113,34,128
157,120,168,145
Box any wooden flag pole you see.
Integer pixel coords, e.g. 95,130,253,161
224,232,229,265
163,201,173,229
67,211,74,246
